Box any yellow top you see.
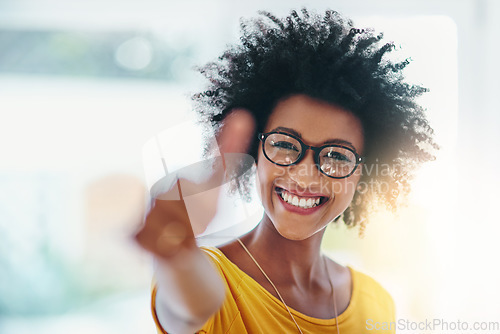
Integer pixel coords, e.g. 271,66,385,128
152,246,396,334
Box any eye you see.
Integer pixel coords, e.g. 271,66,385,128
324,150,352,163
270,140,300,152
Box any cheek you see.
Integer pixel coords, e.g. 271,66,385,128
255,155,283,203
337,180,360,214
255,165,274,215
255,159,273,195
328,177,360,210
255,155,268,204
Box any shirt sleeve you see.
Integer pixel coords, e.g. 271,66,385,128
149,247,241,334
151,282,168,334
196,247,243,333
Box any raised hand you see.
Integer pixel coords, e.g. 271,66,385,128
134,109,256,259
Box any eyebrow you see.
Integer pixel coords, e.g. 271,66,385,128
271,126,357,150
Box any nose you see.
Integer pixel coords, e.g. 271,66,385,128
287,148,321,187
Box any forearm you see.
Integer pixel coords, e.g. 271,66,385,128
154,245,225,333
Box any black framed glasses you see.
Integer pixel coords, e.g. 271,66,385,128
258,131,364,179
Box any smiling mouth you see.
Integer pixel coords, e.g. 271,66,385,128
275,187,329,209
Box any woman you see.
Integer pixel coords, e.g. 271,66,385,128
135,8,437,334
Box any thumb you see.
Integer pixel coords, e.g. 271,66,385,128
217,109,256,155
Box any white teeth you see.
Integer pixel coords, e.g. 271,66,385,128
279,189,322,209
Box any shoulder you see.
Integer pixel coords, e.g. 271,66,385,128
200,245,239,265
205,239,260,278
199,246,229,273
349,267,395,316
350,268,393,301
199,246,246,283
199,246,225,262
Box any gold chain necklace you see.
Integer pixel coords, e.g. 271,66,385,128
237,239,341,334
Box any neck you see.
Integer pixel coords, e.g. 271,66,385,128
242,214,327,288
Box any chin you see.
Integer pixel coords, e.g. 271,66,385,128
270,222,316,241
279,231,306,241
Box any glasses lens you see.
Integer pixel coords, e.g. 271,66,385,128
319,146,357,178
264,133,302,165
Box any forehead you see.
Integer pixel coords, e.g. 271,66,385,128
264,95,365,153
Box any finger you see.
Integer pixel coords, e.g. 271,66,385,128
134,187,196,258
217,109,256,155
171,109,256,198
135,219,190,258
152,109,255,200
138,109,257,247
214,109,256,182
177,110,256,235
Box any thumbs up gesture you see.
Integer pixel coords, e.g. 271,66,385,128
134,109,256,259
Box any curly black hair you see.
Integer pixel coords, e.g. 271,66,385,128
193,8,438,233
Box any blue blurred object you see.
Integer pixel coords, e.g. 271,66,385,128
0,29,195,81
0,172,80,315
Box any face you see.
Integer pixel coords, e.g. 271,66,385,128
256,94,364,240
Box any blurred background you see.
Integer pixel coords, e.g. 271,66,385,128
0,0,499,333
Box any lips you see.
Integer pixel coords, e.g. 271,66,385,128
275,187,329,211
